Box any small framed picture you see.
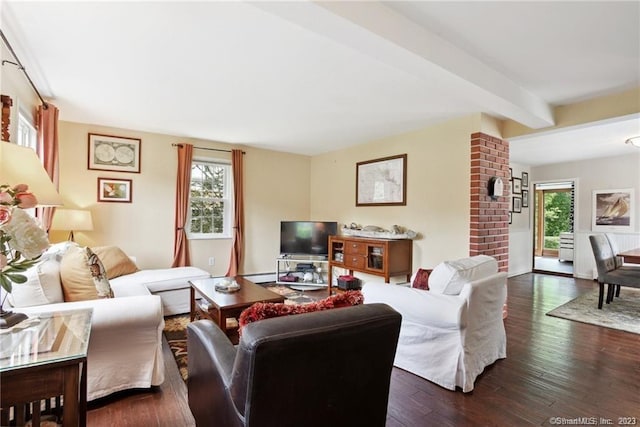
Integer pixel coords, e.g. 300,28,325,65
509,168,513,181
512,177,522,194
512,196,522,213
508,211,512,224
89,133,141,173
522,172,529,188
98,177,132,203
522,190,529,208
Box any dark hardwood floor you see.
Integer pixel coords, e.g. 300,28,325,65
87,274,640,426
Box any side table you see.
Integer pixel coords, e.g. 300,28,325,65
0,308,93,427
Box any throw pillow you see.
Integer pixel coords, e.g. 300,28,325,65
60,245,114,301
91,246,139,279
411,268,431,290
7,256,64,308
428,255,498,295
238,290,364,335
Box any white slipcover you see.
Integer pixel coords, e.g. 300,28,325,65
18,284,165,401
362,271,507,392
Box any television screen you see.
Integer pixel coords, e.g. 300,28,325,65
280,221,337,256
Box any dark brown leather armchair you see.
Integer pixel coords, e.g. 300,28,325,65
187,303,401,427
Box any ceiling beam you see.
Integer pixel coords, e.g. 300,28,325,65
251,0,555,129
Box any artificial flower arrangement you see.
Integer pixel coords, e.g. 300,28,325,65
0,184,50,295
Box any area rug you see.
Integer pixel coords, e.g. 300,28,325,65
163,315,190,381
546,288,640,335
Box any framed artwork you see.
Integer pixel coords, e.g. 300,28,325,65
88,133,141,173
356,154,407,206
508,211,512,224
522,172,529,188
512,196,522,213
509,168,513,181
522,190,529,208
592,188,634,232
98,177,132,203
512,177,522,195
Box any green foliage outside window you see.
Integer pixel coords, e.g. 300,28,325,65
543,191,572,250
190,163,226,234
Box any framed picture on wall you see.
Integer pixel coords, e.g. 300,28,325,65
88,133,141,173
522,172,529,188
592,188,634,232
522,190,529,208
512,177,522,194
356,154,407,206
509,168,513,181
508,211,512,224
97,177,132,203
512,196,522,213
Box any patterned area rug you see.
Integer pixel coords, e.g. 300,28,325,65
546,288,640,335
163,315,190,381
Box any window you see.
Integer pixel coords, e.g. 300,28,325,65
188,160,233,239
17,110,37,150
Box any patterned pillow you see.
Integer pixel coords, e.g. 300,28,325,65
60,245,114,301
411,268,432,290
238,290,364,335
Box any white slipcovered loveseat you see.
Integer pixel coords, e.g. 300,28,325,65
362,255,507,392
3,242,209,401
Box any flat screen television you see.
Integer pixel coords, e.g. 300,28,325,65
280,221,337,257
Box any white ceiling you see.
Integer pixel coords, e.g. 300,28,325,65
2,1,639,165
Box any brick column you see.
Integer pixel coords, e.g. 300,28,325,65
469,132,510,270
470,132,510,318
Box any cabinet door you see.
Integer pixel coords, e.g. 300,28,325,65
330,239,345,264
366,245,385,271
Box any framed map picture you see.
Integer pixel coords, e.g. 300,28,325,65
356,154,407,206
88,133,141,173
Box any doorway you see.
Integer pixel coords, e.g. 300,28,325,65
532,181,575,276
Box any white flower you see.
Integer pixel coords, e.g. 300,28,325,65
0,207,49,259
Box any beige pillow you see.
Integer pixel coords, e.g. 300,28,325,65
91,246,139,279
60,245,114,302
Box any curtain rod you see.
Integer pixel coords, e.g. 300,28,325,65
172,143,245,154
0,30,48,109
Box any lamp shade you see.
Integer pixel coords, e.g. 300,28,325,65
51,209,93,231
0,142,63,206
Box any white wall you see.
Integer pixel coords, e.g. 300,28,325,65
508,162,532,276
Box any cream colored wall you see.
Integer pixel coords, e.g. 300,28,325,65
311,114,484,276
55,121,310,275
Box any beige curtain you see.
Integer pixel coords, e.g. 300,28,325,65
172,143,193,267
35,103,59,232
226,149,244,277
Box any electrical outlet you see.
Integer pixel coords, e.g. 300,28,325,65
208,257,215,266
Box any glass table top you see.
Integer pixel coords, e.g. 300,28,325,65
0,308,93,372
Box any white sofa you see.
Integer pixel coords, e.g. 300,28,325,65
3,242,209,401
362,255,507,392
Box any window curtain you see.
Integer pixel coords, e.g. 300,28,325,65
172,143,193,267
35,103,60,232
226,149,244,277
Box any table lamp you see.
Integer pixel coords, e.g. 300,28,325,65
0,142,63,206
51,209,94,241
0,142,63,328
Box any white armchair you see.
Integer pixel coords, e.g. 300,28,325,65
362,255,507,392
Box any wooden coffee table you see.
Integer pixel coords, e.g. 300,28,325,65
189,276,285,344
